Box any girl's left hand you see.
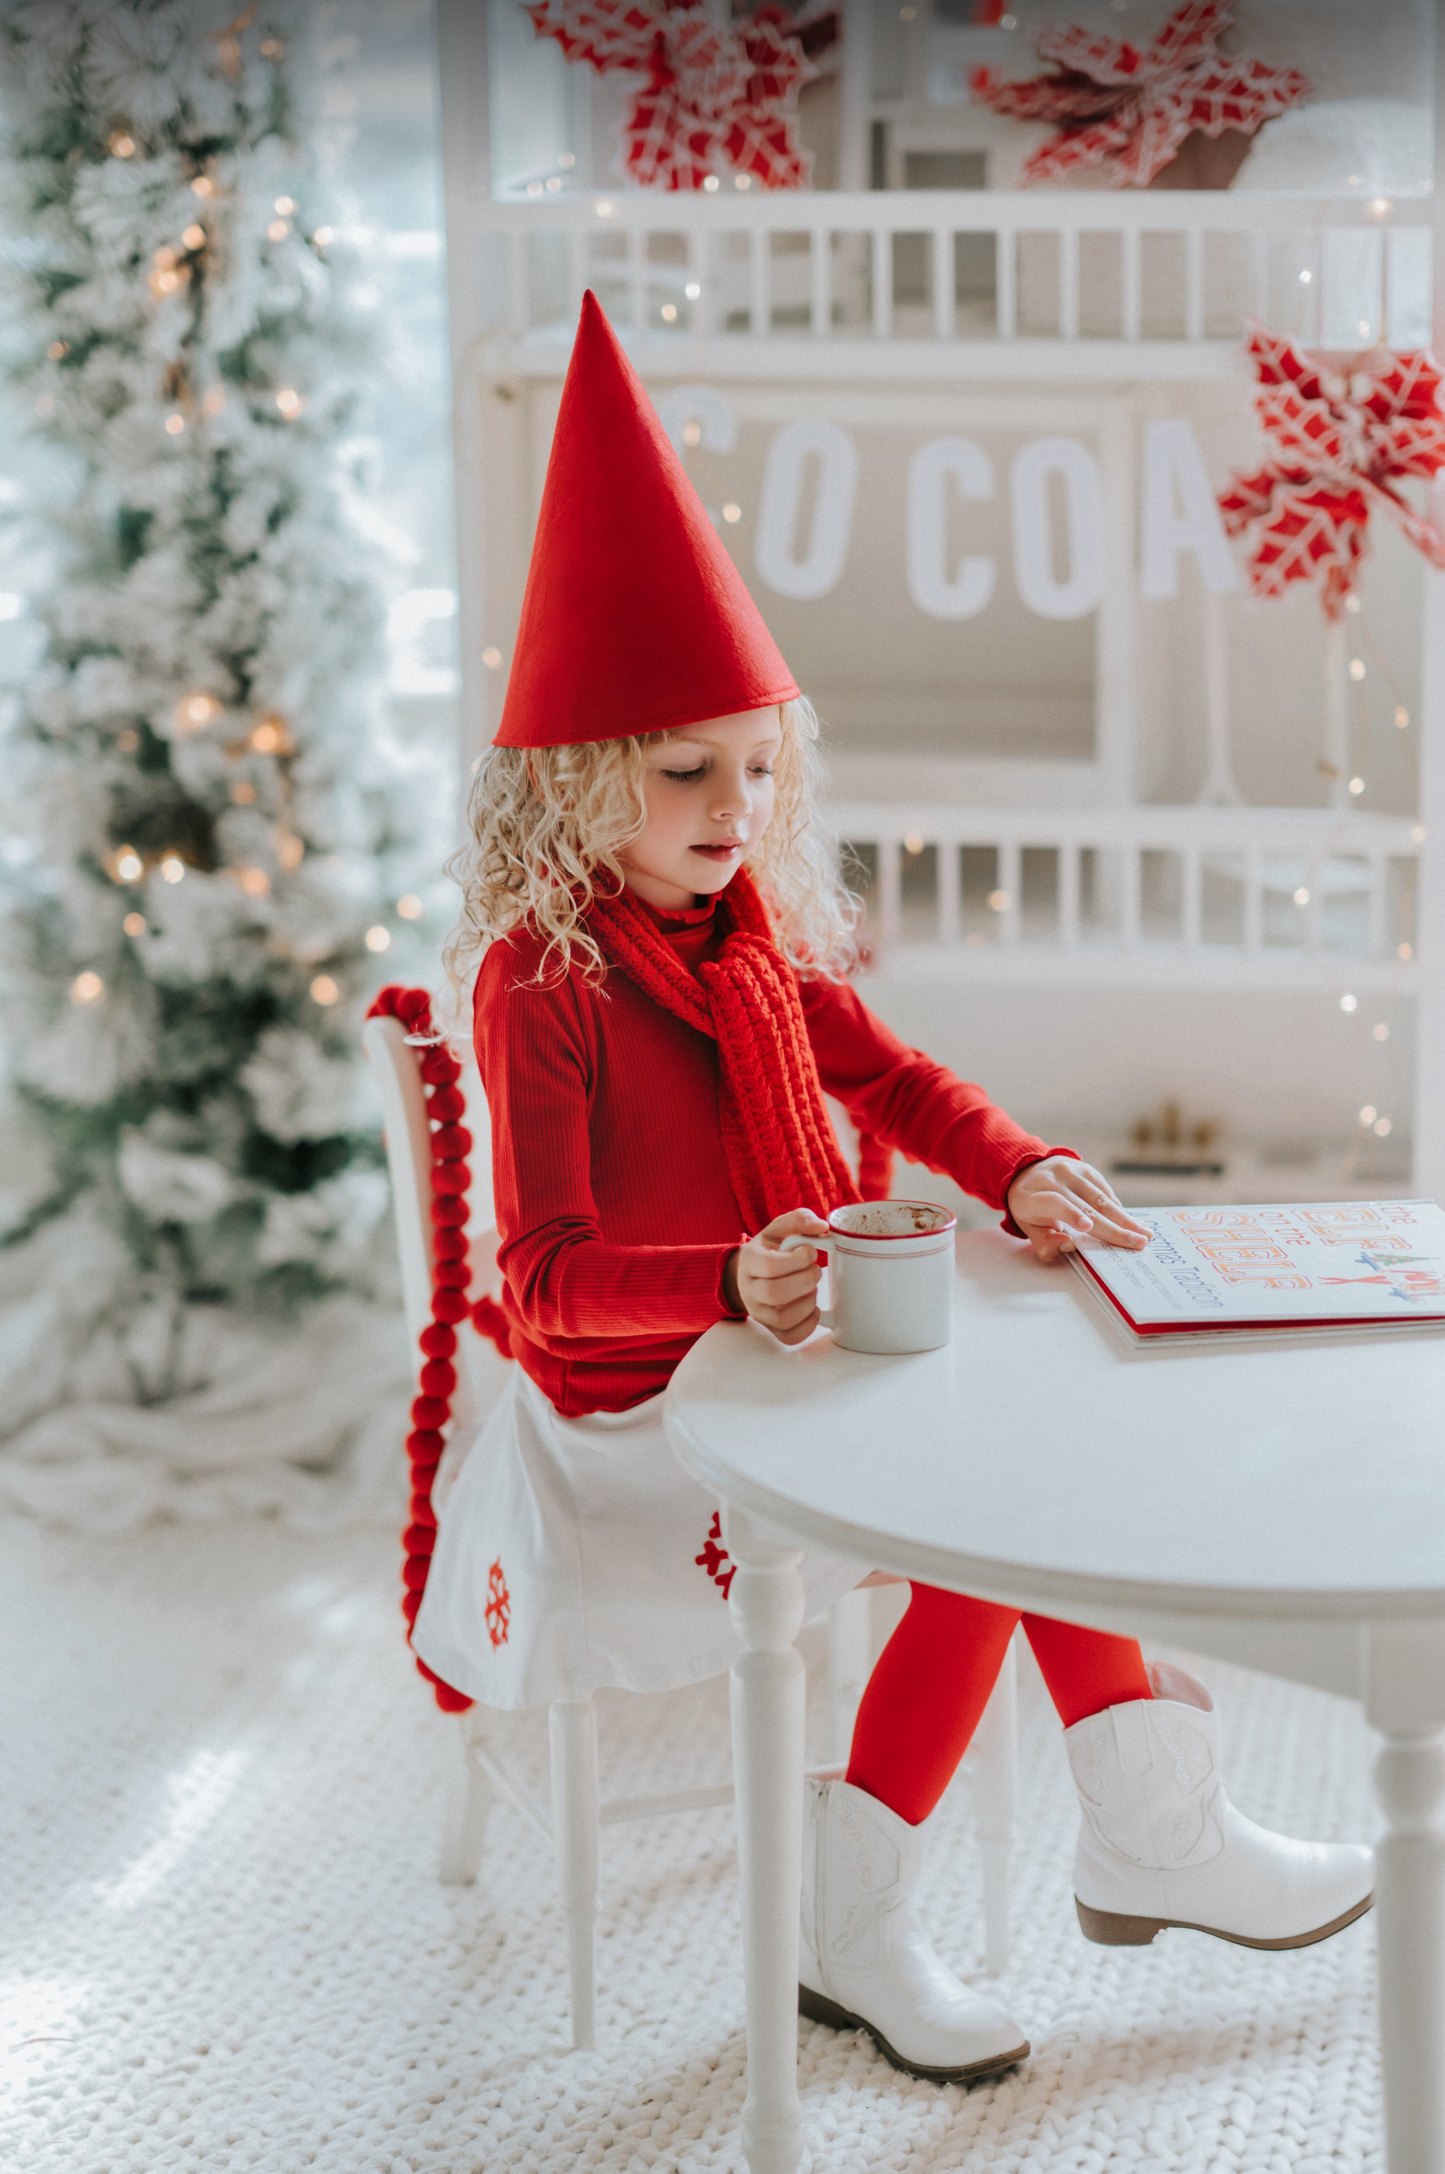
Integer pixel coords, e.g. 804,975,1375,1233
1006,1156,1150,1265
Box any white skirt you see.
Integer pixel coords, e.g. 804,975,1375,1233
412,1368,868,1710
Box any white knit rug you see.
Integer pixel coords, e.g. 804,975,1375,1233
0,1513,1383,2173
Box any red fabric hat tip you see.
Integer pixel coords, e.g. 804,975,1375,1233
494,292,799,750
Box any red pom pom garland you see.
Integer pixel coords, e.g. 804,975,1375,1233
366,982,510,1717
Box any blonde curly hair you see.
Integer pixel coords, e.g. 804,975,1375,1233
444,696,860,995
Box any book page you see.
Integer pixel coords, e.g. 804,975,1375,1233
1077,1200,1445,1329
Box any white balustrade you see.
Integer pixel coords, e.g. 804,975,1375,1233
468,191,1431,372
830,805,1421,989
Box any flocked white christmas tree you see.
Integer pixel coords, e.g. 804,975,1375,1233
0,1,418,1471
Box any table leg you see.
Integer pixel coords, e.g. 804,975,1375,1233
724,1502,808,2174
1373,1724,1445,2172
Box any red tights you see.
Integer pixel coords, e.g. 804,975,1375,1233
845,1583,1152,1825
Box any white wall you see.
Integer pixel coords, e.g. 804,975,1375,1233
862,973,1415,1167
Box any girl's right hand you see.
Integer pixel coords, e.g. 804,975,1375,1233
724,1207,830,1346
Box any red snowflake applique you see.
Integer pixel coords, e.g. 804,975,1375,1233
485,1558,511,1649
970,0,1311,191
695,1511,735,1600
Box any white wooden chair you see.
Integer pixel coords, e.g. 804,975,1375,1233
364,1012,1017,2047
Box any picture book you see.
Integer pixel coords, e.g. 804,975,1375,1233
1072,1200,1445,1339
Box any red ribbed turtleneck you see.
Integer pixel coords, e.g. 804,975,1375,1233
474,894,1063,1414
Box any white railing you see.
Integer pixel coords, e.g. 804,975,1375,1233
467,190,1432,365
830,804,1421,988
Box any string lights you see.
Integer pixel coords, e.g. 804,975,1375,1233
210,6,256,79
1341,993,1403,1168
176,693,218,733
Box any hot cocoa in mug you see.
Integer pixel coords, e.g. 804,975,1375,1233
781,1199,956,1354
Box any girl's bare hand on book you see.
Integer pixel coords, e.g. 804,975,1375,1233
1007,1157,1150,1265
725,1208,830,1346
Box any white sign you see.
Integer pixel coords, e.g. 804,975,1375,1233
906,438,996,621
1139,417,1239,600
1010,435,1108,621
666,387,1237,620
753,418,860,601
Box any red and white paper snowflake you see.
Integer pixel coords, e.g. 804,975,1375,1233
526,0,817,191
1218,326,1445,621
970,0,1311,190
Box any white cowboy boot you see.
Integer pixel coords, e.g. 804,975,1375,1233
1065,1663,1374,1950
799,1776,1029,2083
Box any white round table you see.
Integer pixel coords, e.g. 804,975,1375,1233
664,1229,1445,2174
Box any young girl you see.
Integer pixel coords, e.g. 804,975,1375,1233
414,294,1373,2086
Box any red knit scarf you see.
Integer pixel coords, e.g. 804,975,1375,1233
586,869,861,1233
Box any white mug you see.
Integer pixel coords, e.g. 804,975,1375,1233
780,1199,957,1354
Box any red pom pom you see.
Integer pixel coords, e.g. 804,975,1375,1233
402,1555,430,1591
428,1086,466,1123
430,1197,467,1228
406,1427,444,1461
411,1394,448,1429
420,1358,457,1399
366,985,404,1021
397,989,431,1027
471,1293,514,1360
419,1323,456,1358
432,1162,470,1197
430,1123,472,1160
431,1290,469,1325
419,1662,473,1712
432,1680,474,1713
421,1050,461,1087
433,1259,469,1289
403,1520,436,1554
409,1493,436,1528
401,1590,423,1626
432,1227,467,1261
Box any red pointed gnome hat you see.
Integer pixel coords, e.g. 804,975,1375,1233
494,292,798,748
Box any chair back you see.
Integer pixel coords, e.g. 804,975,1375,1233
365,1012,508,1440
363,1012,442,1357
